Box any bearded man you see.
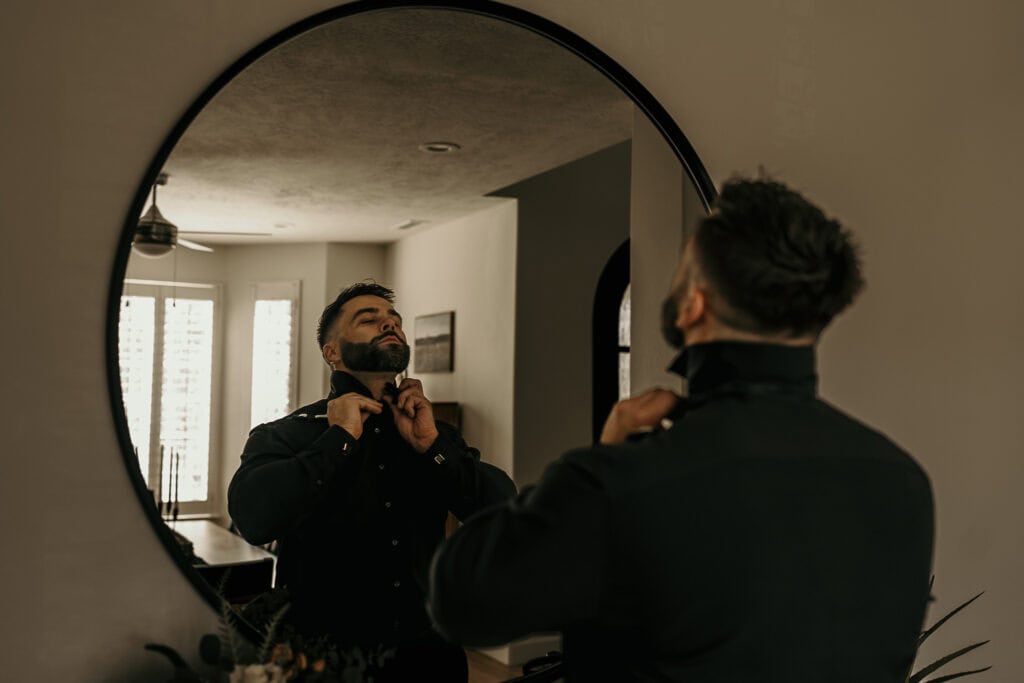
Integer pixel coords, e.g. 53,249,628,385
429,179,934,682
229,282,515,681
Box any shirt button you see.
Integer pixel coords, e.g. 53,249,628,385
315,479,323,486
373,427,381,434
393,580,401,588
378,463,385,471
384,501,392,509
391,539,399,547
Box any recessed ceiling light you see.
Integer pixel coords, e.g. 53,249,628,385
418,141,461,154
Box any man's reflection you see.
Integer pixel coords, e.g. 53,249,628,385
229,282,516,681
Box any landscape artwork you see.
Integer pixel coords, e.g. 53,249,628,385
414,311,454,372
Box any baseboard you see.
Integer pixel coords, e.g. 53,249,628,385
474,633,562,666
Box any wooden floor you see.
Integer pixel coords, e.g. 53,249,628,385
467,649,520,683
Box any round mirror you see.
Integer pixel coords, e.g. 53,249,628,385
108,0,714,666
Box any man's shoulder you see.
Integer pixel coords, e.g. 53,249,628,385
560,399,928,492
813,398,930,476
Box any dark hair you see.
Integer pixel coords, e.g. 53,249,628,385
316,281,396,349
692,178,864,336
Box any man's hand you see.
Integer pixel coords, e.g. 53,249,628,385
385,378,440,454
600,388,682,445
326,392,383,440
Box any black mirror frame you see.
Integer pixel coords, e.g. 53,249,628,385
106,0,716,641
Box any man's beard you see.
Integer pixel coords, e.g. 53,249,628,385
340,334,410,373
661,290,685,350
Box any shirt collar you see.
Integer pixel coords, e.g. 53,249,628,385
328,370,375,400
668,341,818,396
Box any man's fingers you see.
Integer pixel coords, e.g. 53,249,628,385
386,391,424,419
336,394,382,417
397,378,423,393
359,401,383,417
404,394,425,418
640,390,680,414
620,389,681,429
338,392,382,406
396,381,427,417
349,395,383,410
326,393,382,435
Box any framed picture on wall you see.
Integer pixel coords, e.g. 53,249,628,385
414,311,454,372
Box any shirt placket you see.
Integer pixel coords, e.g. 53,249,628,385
368,415,406,635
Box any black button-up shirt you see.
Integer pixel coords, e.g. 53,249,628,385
229,371,516,644
430,342,934,682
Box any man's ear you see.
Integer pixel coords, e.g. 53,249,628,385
322,342,339,368
676,287,707,330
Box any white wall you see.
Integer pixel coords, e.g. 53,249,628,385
497,142,632,487
3,2,1024,679
323,243,389,395
217,243,331,521
385,200,518,477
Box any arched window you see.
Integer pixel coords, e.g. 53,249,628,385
618,284,631,400
593,239,630,441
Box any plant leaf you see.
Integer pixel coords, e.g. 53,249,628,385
909,641,989,683
925,665,993,682
258,602,291,662
219,583,241,667
919,592,984,646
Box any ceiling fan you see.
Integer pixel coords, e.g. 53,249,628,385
132,172,270,258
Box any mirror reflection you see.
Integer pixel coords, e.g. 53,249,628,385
117,6,704,678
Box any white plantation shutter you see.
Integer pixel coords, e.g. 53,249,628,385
160,297,215,503
250,281,300,428
618,284,631,400
118,281,220,511
118,295,156,484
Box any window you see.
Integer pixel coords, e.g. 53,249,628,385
118,295,156,480
118,280,220,513
618,284,631,400
249,281,300,428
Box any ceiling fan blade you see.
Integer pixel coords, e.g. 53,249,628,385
178,231,272,236
178,238,215,253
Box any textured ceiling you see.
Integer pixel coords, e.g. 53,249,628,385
157,8,633,245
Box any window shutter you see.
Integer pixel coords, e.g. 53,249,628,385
250,281,300,428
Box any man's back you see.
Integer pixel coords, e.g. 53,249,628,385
430,343,934,682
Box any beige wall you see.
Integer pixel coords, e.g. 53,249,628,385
629,108,686,394
3,1,1023,679
385,200,518,478
497,142,632,487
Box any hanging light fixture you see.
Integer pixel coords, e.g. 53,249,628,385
133,172,178,258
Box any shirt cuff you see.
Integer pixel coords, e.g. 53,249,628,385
424,432,461,467
311,424,359,457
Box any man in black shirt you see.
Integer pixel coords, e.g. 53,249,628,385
229,282,516,681
429,179,935,682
